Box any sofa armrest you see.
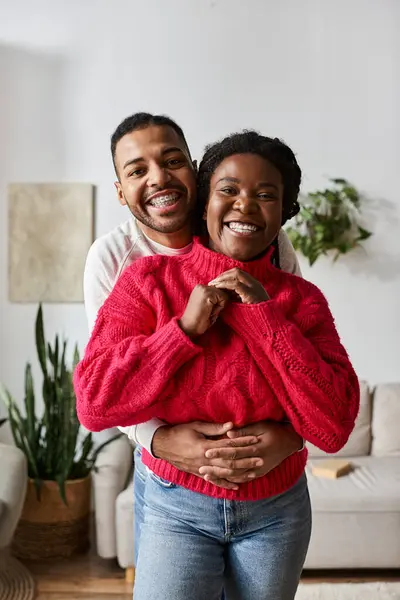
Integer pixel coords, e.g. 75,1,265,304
92,436,133,558
0,443,27,549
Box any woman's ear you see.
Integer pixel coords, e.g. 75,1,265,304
203,203,208,220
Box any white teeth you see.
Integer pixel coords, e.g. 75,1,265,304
148,193,180,207
227,222,259,233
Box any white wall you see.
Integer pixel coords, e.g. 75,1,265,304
1,0,399,411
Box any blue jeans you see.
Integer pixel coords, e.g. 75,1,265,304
134,449,226,599
133,446,146,567
133,458,311,600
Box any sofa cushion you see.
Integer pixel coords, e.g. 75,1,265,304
115,479,134,568
371,383,400,457
307,380,371,458
306,456,400,512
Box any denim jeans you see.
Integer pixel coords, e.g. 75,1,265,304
133,456,311,600
134,449,226,599
133,446,146,567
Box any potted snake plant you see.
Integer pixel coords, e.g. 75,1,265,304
0,304,121,559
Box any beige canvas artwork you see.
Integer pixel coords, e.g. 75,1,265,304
8,183,94,302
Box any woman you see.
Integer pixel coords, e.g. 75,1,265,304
74,131,359,600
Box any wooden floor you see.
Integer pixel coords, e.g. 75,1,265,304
21,544,400,599
23,546,132,599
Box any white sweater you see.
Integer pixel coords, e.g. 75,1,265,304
83,218,301,453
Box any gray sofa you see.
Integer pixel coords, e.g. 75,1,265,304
0,426,27,550
305,382,400,569
92,382,400,570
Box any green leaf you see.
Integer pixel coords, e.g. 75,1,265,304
47,343,54,367
358,226,372,241
24,364,36,448
7,405,23,447
300,207,314,219
337,242,351,254
56,475,68,506
331,178,348,185
342,186,360,206
60,341,67,382
8,403,39,478
35,304,48,377
54,335,59,381
73,345,80,371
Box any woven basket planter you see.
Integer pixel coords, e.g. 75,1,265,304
12,476,91,560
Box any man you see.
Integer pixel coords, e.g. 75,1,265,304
84,112,304,564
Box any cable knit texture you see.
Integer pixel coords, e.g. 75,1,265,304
74,238,360,500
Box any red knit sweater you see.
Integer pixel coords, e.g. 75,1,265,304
74,238,359,500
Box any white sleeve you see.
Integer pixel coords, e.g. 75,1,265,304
278,229,302,277
83,241,115,335
129,418,166,455
83,240,166,456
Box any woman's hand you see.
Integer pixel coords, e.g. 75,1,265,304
209,268,269,304
179,285,230,338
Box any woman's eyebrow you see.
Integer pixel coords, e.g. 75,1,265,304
216,177,240,185
257,182,279,190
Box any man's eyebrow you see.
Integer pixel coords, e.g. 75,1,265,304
162,146,185,155
123,157,143,170
123,147,185,170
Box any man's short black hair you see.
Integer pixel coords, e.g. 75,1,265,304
111,112,191,176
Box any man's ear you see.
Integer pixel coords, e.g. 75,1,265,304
114,181,126,206
192,159,198,172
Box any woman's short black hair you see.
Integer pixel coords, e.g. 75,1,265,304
196,130,301,229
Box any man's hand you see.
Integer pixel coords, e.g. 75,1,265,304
198,421,303,484
151,421,261,490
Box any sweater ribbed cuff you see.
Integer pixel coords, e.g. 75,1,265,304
142,318,202,376
227,301,288,342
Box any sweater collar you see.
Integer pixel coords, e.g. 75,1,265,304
185,237,276,282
